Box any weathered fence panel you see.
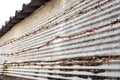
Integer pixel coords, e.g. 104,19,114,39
0,0,120,80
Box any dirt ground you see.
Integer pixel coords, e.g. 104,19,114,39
0,75,32,80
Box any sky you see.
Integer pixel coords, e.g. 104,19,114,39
0,0,31,29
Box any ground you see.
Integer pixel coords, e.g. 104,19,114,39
0,75,31,80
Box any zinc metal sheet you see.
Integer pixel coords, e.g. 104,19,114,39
0,0,120,80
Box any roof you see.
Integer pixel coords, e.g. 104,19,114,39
0,0,50,37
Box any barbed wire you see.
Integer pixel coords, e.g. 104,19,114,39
1,18,120,56
0,0,119,57
0,0,112,47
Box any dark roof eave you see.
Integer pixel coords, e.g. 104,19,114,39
0,0,50,37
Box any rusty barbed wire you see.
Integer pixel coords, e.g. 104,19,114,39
0,0,112,48
1,0,118,56
0,18,120,56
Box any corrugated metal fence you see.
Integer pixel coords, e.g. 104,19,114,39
0,0,120,80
